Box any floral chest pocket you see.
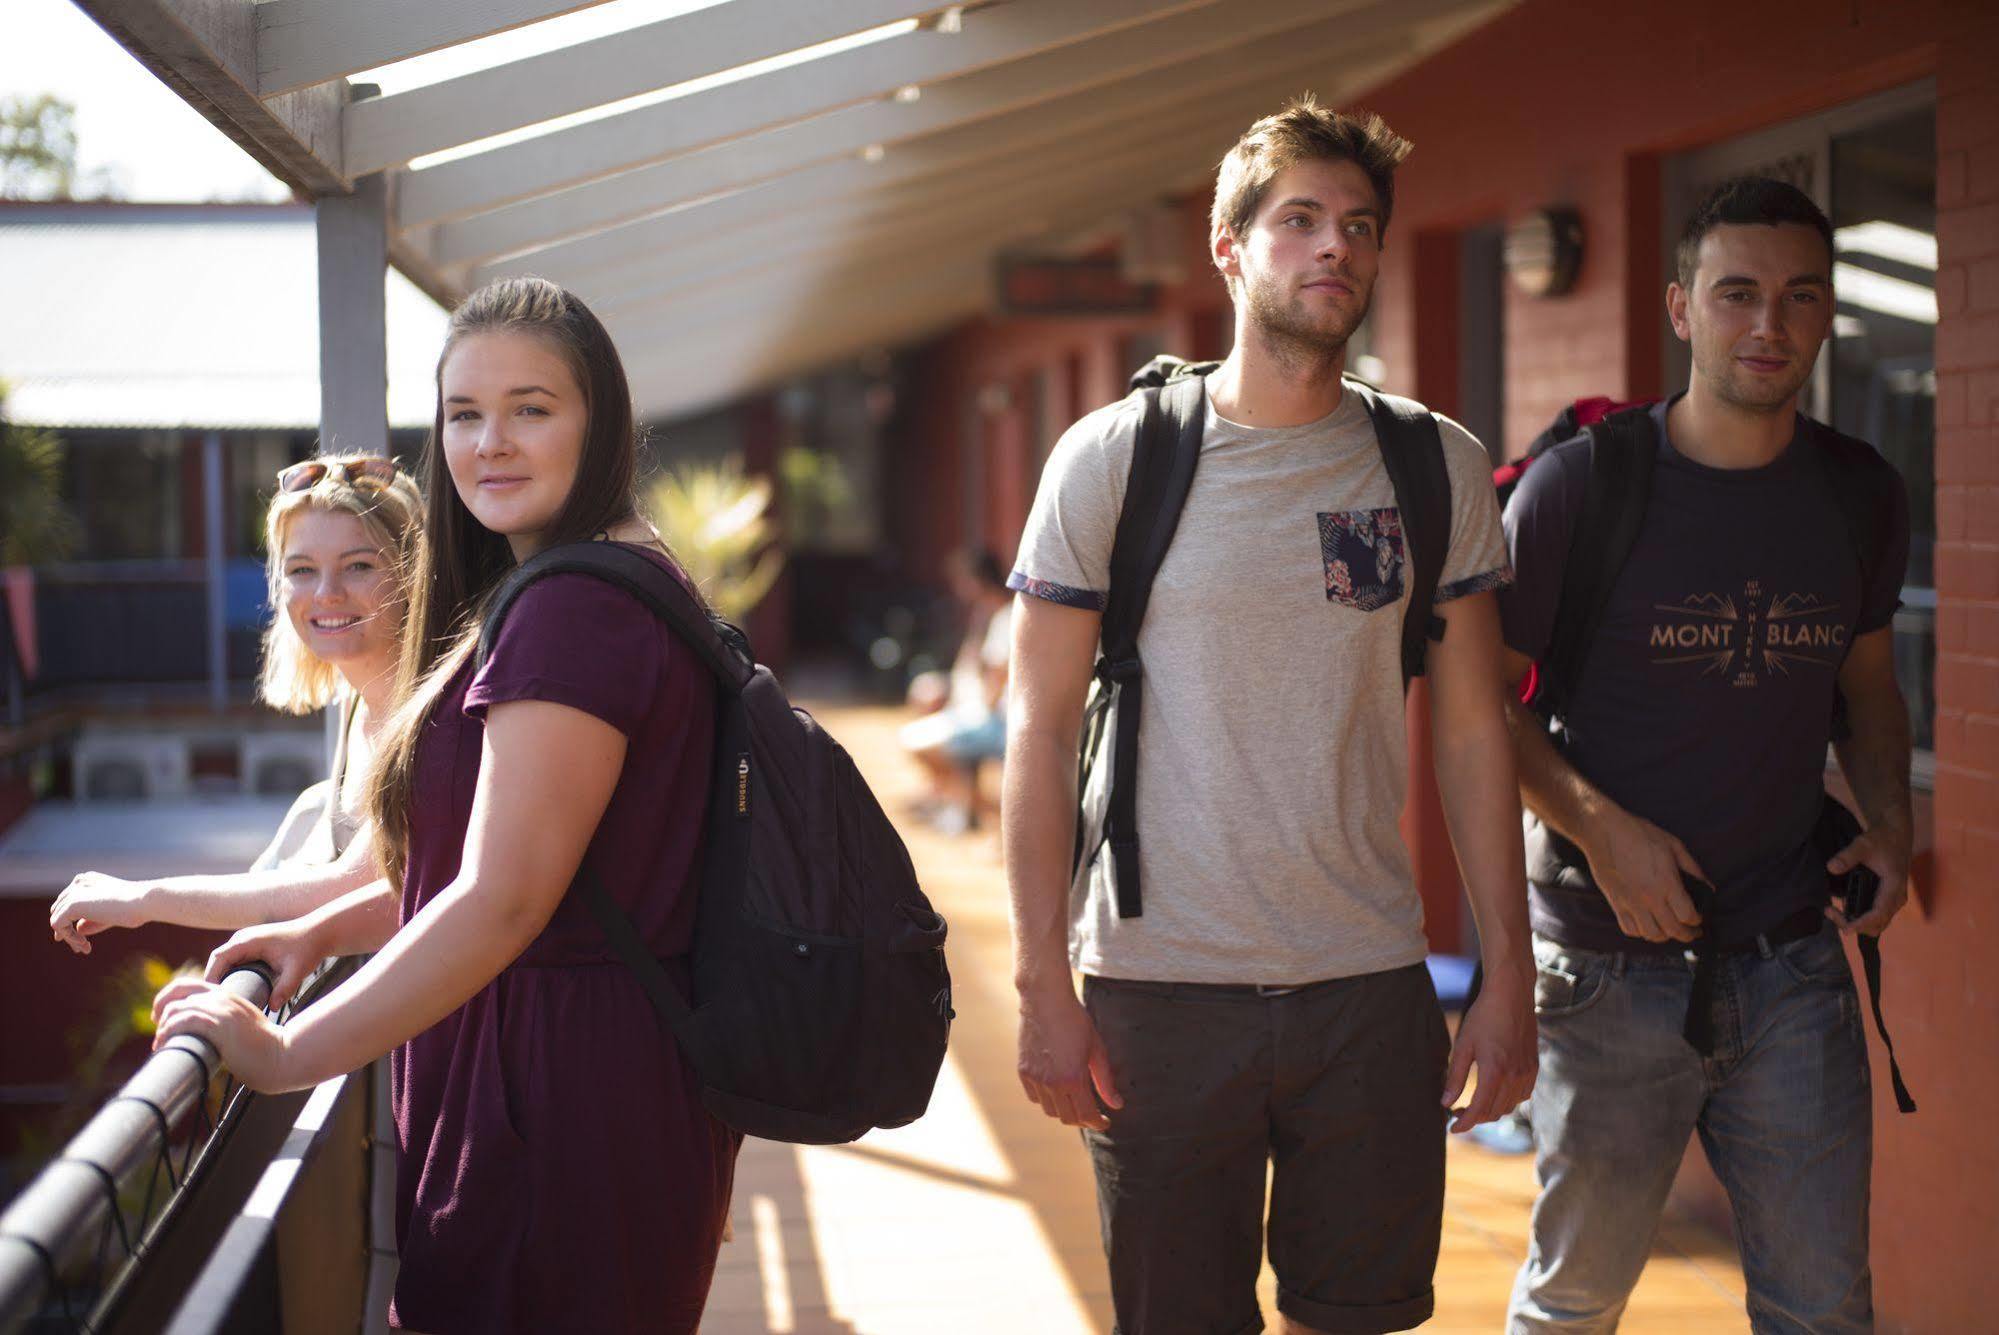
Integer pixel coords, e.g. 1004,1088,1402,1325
1318,507,1405,611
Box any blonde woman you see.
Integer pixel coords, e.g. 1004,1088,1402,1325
48,456,422,1003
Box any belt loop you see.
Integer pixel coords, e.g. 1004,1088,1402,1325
1754,933,1775,960
1609,953,1629,980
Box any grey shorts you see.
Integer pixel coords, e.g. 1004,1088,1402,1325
1082,963,1450,1334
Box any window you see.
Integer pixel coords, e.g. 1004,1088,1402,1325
62,431,186,561
1829,107,1937,760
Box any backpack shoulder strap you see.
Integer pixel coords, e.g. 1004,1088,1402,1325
1096,371,1206,919
478,540,755,694
476,542,739,1061
1344,378,1452,686
1101,374,1206,665
1539,406,1657,719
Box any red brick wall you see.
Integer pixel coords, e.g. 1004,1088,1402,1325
1889,9,1999,1332
888,203,1230,583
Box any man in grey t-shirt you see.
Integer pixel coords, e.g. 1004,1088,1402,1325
1004,98,1537,1335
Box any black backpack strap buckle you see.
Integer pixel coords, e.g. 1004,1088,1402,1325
1096,656,1142,683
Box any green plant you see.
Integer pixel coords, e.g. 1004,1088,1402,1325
644,459,785,621
0,382,80,564
777,445,857,547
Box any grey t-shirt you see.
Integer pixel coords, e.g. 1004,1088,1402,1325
1010,384,1511,984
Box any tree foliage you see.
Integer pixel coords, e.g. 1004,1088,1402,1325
0,382,80,564
0,93,80,200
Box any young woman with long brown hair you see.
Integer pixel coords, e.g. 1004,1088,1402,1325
151,278,738,1332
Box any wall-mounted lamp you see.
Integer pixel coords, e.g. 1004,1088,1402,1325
1503,207,1584,298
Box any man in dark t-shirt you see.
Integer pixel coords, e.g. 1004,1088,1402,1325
1498,178,1913,1334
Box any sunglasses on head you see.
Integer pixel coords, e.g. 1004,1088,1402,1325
276,457,402,493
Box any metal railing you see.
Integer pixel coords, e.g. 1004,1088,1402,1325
0,958,367,1334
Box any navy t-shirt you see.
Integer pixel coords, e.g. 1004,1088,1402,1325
1499,397,1909,952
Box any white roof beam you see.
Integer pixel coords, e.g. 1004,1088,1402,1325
430,0,1412,270
70,0,347,194
254,0,617,98
614,267,986,416
345,2,946,176
587,132,1236,342
616,4,1516,415
394,0,1220,228
601,46,1407,365
511,50,1400,310
475,23,1422,285
557,161,1167,320
616,265,987,374
625,297,973,421
621,295,986,417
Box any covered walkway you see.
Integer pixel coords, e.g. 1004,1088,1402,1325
66,0,1509,427
705,703,1748,1333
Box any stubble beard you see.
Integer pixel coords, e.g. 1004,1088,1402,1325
1698,339,1814,416
1242,270,1371,374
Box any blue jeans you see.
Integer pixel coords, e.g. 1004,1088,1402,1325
1506,924,1873,1334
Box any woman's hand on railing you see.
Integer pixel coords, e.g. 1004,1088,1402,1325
48,871,156,952
151,976,294,1094
205,917,326,1010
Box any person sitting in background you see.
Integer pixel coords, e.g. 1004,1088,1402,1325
900,548,1012,835
48,455,422,974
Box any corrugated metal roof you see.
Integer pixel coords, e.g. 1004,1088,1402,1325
0,204,447,432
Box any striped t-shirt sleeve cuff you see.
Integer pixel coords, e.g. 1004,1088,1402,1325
1437,565,1515,603
1008,571,1107,611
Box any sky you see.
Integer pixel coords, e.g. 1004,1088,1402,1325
4,0,291,201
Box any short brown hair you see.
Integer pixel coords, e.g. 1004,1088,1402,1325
1211,95,1412,245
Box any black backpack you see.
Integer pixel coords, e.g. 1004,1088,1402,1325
479,541,954,1144
1075,357,1454,919
1512,402,1914,1112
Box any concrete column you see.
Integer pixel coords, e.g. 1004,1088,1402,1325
315,172,390,456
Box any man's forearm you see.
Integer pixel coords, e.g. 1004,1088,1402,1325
1003,726,1079,996
1434,720,1531,982
1835,687,1913,844
1504,697,1621,856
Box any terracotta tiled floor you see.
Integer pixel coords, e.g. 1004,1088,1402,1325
701,704,1748,1333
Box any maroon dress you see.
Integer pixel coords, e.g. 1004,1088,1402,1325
388,546,738,1333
